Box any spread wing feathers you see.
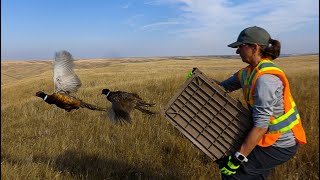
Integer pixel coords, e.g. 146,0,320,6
106,91,156,124
109,91,155,106
53,50,82,93
80,101,107,111
108,101,135,124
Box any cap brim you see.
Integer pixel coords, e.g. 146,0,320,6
227,42,242,48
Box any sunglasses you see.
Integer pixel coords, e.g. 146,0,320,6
237,44,250,48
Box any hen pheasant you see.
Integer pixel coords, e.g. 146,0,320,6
101,89,156,124
36,50,106,112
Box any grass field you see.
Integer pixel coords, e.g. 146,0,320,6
1,55,319,179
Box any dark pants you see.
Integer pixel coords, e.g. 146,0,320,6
219,144,298,180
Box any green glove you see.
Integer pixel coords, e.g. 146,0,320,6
186,70,193,80
219,155,241,176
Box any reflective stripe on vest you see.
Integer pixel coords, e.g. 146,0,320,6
237,59,300,134
268,101,300,133
238,67,251,105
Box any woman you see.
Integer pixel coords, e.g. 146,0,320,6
213,26,306,179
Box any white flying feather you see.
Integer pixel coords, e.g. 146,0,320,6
53,50,82,93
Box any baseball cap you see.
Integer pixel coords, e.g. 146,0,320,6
228,26,271,48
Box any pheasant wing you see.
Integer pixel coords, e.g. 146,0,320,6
109,101,135,123
107,91,137,123
53,50,82,93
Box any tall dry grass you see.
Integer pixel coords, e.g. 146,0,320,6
1,55,319,179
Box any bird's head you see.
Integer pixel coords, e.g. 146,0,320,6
101,89,110,97
36,91,46,98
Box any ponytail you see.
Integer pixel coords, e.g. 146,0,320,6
261,39,281,60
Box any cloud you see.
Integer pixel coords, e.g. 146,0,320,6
140,0,318,55
140,21,186,31
122,14,145,27
144,0,179,6
122,2,131,9
142,0,319,34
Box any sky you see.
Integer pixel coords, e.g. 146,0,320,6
1,0,319,60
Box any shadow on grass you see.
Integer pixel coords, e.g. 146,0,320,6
37,150,180,180
1,149,182,179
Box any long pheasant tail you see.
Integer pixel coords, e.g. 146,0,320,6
80,101,107,111
135,105,156,115
137,101,156,107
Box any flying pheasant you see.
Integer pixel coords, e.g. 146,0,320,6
36,50,106,112
101,89,156,124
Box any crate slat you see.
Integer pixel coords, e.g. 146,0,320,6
161,68,253,162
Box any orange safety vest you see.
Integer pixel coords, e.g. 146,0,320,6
237,59,307,147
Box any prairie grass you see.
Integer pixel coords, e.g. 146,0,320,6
1,55,319,179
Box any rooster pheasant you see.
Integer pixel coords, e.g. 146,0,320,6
36,50,106,112
101,89,156,124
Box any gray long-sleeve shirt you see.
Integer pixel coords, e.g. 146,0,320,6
220,73,296,148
